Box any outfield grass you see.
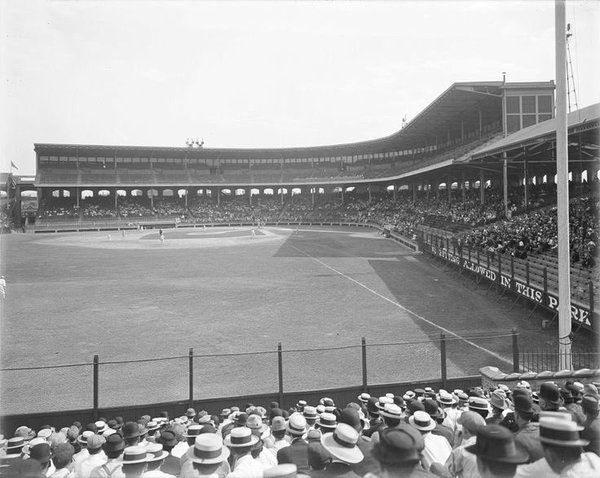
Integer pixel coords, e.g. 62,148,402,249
0,226,557,414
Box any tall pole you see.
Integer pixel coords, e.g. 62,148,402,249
555,0,572,369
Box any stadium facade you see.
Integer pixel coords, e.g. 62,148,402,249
4,80,600,225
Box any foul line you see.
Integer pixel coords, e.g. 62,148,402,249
290,244,513,366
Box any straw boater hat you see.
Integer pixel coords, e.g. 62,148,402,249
121,446,150,464
303,406,318,421
286,413,307,437
320,424,363,464
145,443,169,462
263,464,311,478
376,396,394,411
538,415,590,447
490,390,510,410
223,427,259,448
436,390,456,406
380,403,403,420
185,425,204,439
189,434,230,464
316,412,337,431
408,411,436,432
247,414,269,437
357,393,371,404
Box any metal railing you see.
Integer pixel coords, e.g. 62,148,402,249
520,347,600,373
420,232,596,333
0,332,518,417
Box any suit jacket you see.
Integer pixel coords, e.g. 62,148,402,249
277,438,310,473
310,461,361,478
160,453,181,476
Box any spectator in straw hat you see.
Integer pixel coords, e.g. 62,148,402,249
90,432,125,478
312,423,363,478
180,433,230,478
423,399,453,448
365,425,428,478
49,442,75,478
409,411,451,472
430,411,485,478
73,431,95,465
315,413,337,435
371,403,404,445
266,416,289,455
120,446,149,478
581,394,600,456
303,406,318,430
514,413,600,478
487,390,510,426
512,393,544,464
277,413,310,474
224,427,262,478
143,443,173,478
468,397,489,420
73,433,106,478
465,424,528,478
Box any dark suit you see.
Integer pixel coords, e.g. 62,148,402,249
351,436,378,477
310,461,361,477
277,437,310,473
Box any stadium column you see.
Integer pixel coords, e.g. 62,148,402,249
461,171,466,202
341,186,344,205
480,169,485,205
114,187,117,210
392,184,396,201
523,146,529,213
412,182,417,203
248,188,251,206
368,184,372,203
447,174,452,202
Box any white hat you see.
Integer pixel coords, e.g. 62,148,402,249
320,424,363,464
223,427,258,448
122,446,150,464
189,434,230,464
380,403,403,420
409,411,436,432
286,413,307,436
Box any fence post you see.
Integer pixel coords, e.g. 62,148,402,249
93,355,99,421
361,337,368,393
188,348,194,408
512,329,519,373
278,343,284,406
440,333,447,390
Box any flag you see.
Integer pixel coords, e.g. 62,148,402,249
10,161,18,170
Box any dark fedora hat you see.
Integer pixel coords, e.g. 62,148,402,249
465,425,528,464
539,383,561,405
372,425,424,466
513,394,534,414
103,433,125,453
157,430,178,448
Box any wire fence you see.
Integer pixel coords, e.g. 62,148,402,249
0,332,521,416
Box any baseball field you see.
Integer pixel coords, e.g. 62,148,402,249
0,226,557,414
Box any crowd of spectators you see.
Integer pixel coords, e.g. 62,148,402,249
1,380,599,477
461,195,598,268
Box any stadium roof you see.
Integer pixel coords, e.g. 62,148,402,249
470,102,600,160
34,81,534,159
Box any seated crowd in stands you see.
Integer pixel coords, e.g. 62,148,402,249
34,183,598,268
1,379,599,477
462,195,598,268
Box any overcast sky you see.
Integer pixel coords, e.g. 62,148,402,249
1,0,599,175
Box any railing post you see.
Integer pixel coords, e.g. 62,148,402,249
93,354,99,421
361,337,368,393
590,281,597,337
188,348,194,408
512,329,519,372
510,256,515,290
277,342,284,406
440,333,447,390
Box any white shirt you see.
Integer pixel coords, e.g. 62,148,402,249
515,453,600,478
227,454,263,478
73,451,107,478
422,431,452,471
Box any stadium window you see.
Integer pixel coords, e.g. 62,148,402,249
177,189,187,198
116,190,126,197
221,189,231,196
40,156,49,164
68,156,77,163
522,96,536,114
506,96,520,114
386,185,394,192
98,190,110,197
507,115,520,134
291,188,302,196
49,156,59,163
162,189,174,197
522,115,537,128
332,187,342,193
81,190,94,199
538,95,552,113
250,188,260,196
581,170,588,182
235,189,245,196
264,188,274,195
131,189,143,197
52,190,60,198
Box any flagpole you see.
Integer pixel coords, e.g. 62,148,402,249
555,0,572,370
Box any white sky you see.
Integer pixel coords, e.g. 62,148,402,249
1,0,599,175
